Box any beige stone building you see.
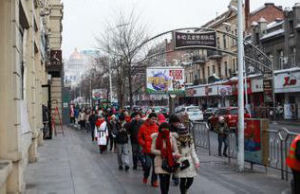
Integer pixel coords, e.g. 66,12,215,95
0,0,63,193
185,0,240,85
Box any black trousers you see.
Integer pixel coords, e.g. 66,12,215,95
292,169,300,194
144,154,157,184
131,143,144,168
159,174,171,194
180,177,194,194
109,136,116,150
90,123,95,141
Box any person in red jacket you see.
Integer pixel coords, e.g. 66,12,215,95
138,113,159,187
286,134,300,194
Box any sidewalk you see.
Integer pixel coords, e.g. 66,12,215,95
25,126,290,194
271,119,300,126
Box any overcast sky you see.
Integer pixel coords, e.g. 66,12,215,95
62,0,298,59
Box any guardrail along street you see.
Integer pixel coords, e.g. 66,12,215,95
190,121,298,181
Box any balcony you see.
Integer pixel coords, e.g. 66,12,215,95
207,50,222,59
192,55,206,65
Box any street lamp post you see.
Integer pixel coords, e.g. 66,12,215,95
108,58,113,104
237,0,245,172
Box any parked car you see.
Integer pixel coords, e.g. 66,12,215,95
203,107,218,121
152,106,163,113
207,107,251,130
175,105,204,121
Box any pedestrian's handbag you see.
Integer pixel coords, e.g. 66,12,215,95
179,159,190,170
161,159,179,173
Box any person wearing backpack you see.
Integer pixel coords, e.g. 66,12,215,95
116,114,130,171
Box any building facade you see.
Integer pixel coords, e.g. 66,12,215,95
0,0,63,193
249,3,300,119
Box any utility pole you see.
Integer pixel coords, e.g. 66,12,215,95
237,0,245,172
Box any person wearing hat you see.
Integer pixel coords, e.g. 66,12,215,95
215,116,229,157
138,112,159,187
157,113,167,125
175,123,200,194
151,122,180,194
94,116,109,154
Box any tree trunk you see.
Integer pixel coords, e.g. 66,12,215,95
128,69,134,109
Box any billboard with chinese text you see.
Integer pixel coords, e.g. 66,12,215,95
146,67,185,94
175,31,216,49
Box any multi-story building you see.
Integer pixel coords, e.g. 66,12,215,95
248,3,300,119
0,0,63,193
184,1,286,108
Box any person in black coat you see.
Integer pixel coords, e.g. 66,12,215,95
89,110,97,141
128,112,144,170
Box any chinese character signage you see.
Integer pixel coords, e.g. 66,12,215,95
146,67,185,94
175,31,216,49
244,119,269,165
92,89,107,100
263,79,273,102
50,50,62,66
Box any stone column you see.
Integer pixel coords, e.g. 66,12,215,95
0,0,25,192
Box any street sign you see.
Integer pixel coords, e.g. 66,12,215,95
174,31,216,49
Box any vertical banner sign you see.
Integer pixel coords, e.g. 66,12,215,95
50,50,62,66
263,79,273,102
174,31,217,49
244,119,269,165
146,67,185,94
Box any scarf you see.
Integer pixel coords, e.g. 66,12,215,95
156,130,174,167
177,135,192,147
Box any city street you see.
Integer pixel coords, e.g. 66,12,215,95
269,122,300,133
25,126,290,194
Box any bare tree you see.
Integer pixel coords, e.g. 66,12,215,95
96,10,149,109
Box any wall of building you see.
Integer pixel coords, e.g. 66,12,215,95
248,3,284,29
0,0,63,193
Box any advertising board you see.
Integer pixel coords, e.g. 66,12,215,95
146,67,185,94
92,89,107,100
244,119,269,165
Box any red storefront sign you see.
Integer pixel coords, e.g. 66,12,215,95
225,79,252,95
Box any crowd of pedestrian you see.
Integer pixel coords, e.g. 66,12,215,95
69,104,200,194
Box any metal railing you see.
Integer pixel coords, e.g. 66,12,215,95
190,121,299,181
190,122,211,155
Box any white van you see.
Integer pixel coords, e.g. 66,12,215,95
175,105,203,121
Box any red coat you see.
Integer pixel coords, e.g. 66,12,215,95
138,119,159,154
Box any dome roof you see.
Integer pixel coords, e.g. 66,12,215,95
69,48,82,60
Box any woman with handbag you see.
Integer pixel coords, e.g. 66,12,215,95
175,123,200,194
151,122,180,194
